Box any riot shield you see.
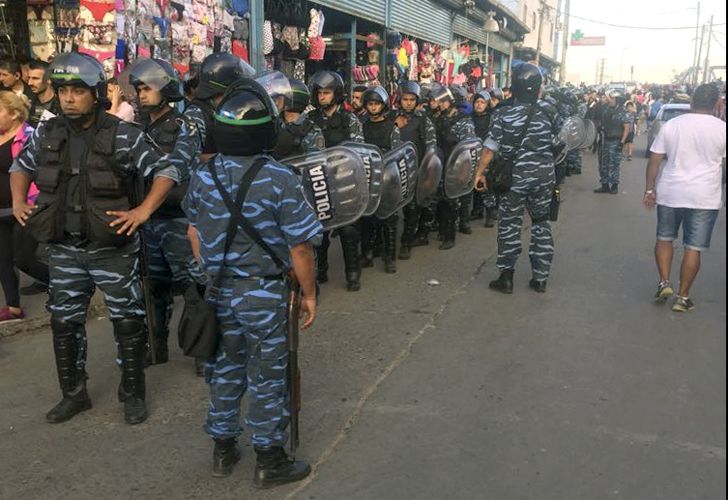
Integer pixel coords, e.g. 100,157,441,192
385,142,418,210
283,147,369,231
583,119,597,149
374,155,404,220
415,146,443,207
443,138,483,199
558,116,587,152
339,141,384,217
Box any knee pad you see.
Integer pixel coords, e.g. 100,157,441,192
112,317,146,339
50,318,84,337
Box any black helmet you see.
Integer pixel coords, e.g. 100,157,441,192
309,71,345,108
285,79,310,113
448,85,468,107
128,58,183,102
212,79,279,156
472,90,491,105
196,53,256,100
512,63,543,103
398,81,421,102
48,52,108,104
488,87,504,100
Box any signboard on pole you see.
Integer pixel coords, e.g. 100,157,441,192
571,29,606,46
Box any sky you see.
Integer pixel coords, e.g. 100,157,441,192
563,0,727,84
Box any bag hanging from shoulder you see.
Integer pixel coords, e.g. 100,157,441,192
487,105,537,194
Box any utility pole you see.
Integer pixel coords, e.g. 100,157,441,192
702,15,713,83
535,0,547,65
559,0,570,84
692,1,701,85
696,23,706,84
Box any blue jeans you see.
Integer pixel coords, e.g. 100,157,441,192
657,205,720,252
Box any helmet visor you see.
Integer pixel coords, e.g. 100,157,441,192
255,71,292,100
48,53,105,89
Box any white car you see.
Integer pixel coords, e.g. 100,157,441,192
646,103,691,157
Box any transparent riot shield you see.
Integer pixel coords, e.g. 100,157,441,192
415,146,443,207
558,116,587,151
443,138,483,199
339,141,384,217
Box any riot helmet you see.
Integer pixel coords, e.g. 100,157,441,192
448,85,468,107
512,63,543,103
127,58,183,112
196,53,256,100
212,78,279,156
309,71,345,108
255,70,292,112
362,86,390,116
48,52,109,107
488,87,504,100
398,81,421,102
472,90,491,105
284,79,310,113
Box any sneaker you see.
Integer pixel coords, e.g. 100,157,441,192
654,280,673,303
0,307,26,324
20,281,48,296
671,296,695,312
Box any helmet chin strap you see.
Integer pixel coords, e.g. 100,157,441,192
141,99,168,113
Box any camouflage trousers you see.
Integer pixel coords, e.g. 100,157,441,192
599,139,623,185
206,278,290,448
47,241,144,372
142,217,206,340
497,186,555,281
566,148,582,174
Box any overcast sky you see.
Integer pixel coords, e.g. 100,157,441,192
563,0,726,84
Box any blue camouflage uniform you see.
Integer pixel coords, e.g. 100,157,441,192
599,106,630,187
183,155,323,447
486,100,562,282
10,114,179,378
142,109,208,357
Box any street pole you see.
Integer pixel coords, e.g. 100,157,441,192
559,0,570,84
535,0,546,65
696,23,706,84
702,15,713,83
485,31,490,88
692,1,701,85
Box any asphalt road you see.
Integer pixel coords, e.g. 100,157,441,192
1,136,725,500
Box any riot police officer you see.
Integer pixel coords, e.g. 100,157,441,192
595,90,630,194
474,63,562,294
183,79,322,488
128,58,208,368
433,85,476,249
10,53,180,425
272,79,325,160
307,71,364,291
471,90,492,223
361,86,402,273
393,81,437,258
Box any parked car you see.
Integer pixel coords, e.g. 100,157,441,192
645,103,691,157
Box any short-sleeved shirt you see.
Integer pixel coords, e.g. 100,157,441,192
485,100,562,189
650,112,726,210
183,155,324,278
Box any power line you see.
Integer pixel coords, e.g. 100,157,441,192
570,13,726,30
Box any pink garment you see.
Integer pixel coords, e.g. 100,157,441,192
112,101,135,122
10,124,39,204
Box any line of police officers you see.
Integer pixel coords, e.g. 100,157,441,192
9,52,563,488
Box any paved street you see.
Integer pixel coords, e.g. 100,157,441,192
1,136,725,500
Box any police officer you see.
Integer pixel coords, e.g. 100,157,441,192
10,53,180,424
474,63,562,294
272,79,325,160
433,85,476,249
307,71,364,291
595,91,630,194
470,90,491,222
183,79,322,488
128,58,208,368
361,86,402,273
393,81,436,259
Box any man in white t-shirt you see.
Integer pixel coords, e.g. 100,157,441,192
643,84,726,312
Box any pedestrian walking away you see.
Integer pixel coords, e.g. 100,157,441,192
643,83,726,313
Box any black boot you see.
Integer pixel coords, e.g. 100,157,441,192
458,195,473,234
341,226,362,291
46,319,91,424
489,270,514,294
529,279,547,293
594,184,610,193
115,318,148,425
471,191,484,220
398,244,411,260
146,282,171,365
484,207,497,228
359,218,376,268
383,217,398,273
610,184,619,194
400,202,418,260
439,205,456,250
253,446,311,489
411,230,429,247
212,438,241,477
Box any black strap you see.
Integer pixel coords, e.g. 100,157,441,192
207,156,288,279
508,104,537,154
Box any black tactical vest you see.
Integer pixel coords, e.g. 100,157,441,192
397,111,426,161
273,119,315,160
602,107,625,140
29,113,134,247
189,99,217,154
309,108,351,147
472,112,490,140
363,118,395,152
146,109,188,219
437,112,466,160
